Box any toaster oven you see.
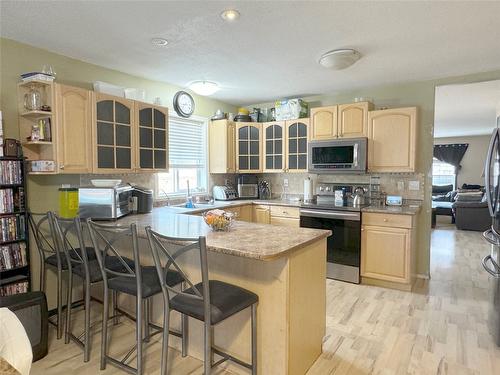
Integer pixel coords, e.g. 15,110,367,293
78,185,133,220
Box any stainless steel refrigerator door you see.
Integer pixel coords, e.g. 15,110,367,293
485,128,500,220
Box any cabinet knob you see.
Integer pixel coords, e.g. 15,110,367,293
59,164,65,170
361,228,364,231
383,218,388,222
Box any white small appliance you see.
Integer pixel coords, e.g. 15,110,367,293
212,185,238,201
386,195,403,206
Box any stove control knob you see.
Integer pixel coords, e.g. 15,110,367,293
325,187,331,192
319,186,324,192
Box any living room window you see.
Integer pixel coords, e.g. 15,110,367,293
155,115,208,199
432,158,456,189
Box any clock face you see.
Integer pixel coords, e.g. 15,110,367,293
173,91,195,118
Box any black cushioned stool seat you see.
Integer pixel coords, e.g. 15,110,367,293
45,246,97,269
170,280,258,325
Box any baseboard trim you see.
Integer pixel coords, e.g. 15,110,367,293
416,273,430,280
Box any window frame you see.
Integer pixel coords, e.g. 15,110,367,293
155,113,209,200
432,157,457,190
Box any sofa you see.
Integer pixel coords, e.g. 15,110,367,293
453,200,491,231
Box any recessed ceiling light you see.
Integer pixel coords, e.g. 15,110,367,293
319,49,361,70
220,9,240,22
151,37,168,46
188,81,219,96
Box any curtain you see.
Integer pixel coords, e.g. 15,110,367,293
433,143,469,170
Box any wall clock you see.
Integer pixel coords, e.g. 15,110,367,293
173,91,195,118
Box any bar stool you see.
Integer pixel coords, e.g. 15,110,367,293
49,213,132,362
87,220,184,375
28,211,96,339
146,227,258,375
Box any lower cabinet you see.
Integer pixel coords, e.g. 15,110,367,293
361,212,416,290
253,205,271,224
270,205,300,227
270,216,299,227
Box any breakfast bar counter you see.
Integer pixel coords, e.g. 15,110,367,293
113,207,330,375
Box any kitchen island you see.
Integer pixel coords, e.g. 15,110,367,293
113,207,330,375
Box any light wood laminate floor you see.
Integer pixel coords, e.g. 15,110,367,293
32,225,500,374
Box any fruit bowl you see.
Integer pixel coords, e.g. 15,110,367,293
203,209,235,231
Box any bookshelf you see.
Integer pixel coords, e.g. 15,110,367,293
0,156,30,296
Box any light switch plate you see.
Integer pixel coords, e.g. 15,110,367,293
409,180,420,191
283,178,289,187
397,181,405,191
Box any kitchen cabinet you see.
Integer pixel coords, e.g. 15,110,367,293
238,204,253,222
236,122,262,173
361,212,416,290
310,105,338,140
136,102,168,171
209,119,236,174
338,102,373,138
367,107,417,172
94,93,136,172
285,119,309,172
253,204,270,224
263,121,285,172
55,84,93,173
270,205,300,227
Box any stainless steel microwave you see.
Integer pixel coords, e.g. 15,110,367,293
78,185,133,220
308,138,367,173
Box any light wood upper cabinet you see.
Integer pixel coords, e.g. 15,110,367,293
253,205,270,224
55,84,93,173
135,102,168,172
367,107,417,172
94,93,136,173
263,121,285,172
310,105,338,140
236,122,262,173
285,119,309,172
209,120,236,174
338,102,373,138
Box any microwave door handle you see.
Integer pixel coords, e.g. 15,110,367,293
353,143,358,167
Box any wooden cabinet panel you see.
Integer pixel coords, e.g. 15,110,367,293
236,122,262,173
361,225,410,283
94,93,136,173
368,107,417,172
310,106,338,140
209,120,236,173
270,206,300,218
135,102,168,172
238,205,253,222
338,102,373,138
362,212,413,229
55,84,93,173
270,216,300,227
263,121,285,172
285,119,309,172
253,205,270,224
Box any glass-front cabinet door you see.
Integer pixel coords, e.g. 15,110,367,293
263,121,285,172
136,102,168,171
285,119,309,172
94,93,135,172
236,122,262,173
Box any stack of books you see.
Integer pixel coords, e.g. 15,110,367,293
20,72,55,83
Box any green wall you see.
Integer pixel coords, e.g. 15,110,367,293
0,38,236,212
251,70,500,276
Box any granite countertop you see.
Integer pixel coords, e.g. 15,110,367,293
361,205,421,215
116,207,330,261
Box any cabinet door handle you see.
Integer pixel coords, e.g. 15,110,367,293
383,218,388,222
59,164,65,170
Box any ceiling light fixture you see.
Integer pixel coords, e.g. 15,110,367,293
188,81,219,96
151,37,168,46
220,9,240,22
319,49,361,70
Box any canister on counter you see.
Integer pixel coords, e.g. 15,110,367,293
59,186,79,218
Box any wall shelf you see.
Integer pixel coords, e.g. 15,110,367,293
20,110,52,119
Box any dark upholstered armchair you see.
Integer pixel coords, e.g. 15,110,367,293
452,201,491,231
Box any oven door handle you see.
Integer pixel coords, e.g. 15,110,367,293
300,209,360,221
482,255,500,278
482,228,500,246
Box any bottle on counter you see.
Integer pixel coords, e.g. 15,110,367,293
59,185,79,218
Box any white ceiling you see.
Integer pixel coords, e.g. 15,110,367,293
1,1,500,106
434,80,500,138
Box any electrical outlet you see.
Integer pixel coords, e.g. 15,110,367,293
283,178,289,187
397,181,405,191
409,180,420,191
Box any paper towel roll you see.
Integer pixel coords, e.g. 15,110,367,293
304,177,313,202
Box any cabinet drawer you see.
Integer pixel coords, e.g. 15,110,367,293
270,205,300,218
362,212,412,229
270,216,300,227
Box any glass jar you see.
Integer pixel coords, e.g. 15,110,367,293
24,85,42,111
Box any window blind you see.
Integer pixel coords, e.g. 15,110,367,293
169,117,206,168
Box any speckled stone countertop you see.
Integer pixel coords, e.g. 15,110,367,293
361,205,421,215
116,207,330,261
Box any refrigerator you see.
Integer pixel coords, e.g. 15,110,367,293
482,110,500,347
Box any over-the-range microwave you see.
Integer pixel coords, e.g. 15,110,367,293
308,137,367,173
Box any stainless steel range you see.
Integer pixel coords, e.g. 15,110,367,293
299,183,368,284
